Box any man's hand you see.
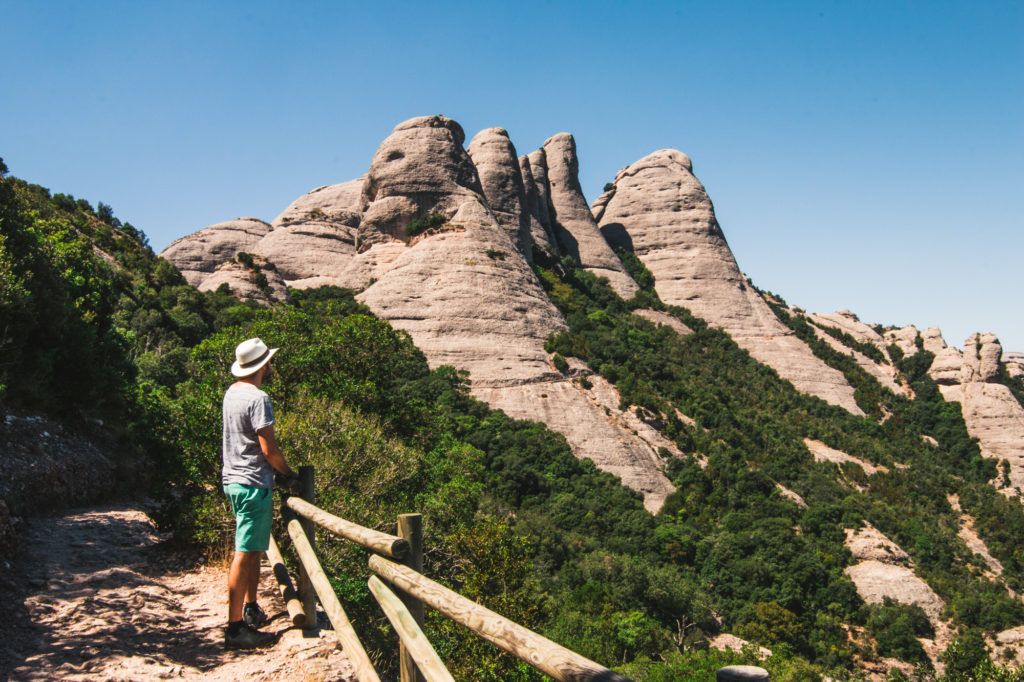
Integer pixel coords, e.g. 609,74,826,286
275,471,302,492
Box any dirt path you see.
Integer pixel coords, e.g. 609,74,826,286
0,503,355,681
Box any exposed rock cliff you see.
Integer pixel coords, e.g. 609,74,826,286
350,117,675,510
540,133,638,299
593,149,862,415
1005,351,1024,378
809,310,888,356
159,218,270,288
256,178,364,289
466,128,531,260
885,325,920,357
518,153,556,253
473,376,677,513
354,116,562,383
806,316,906,397
930,333,1024,494
196,255,291,304
157,116,681,510
922,326,948,356
843,523,951,671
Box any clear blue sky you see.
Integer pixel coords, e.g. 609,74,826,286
3,1,1022,351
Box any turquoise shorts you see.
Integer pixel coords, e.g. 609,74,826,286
224,483,272,552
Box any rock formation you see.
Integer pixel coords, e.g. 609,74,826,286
809,310,888,356
885,325,919,357
523,150,554,236
593,149,862,415
540,134,638,299
466,128,531,260
929,333,1024,494
518,153,556,253
157,115,685,511
353,116,562,383
474,375,679,513
160,114,1023,516
1005,351,1024,378
805,439,887,477
350,117,676,511
197,255,290,304
806,316,906,397
843,524,951,670
255,178,364,289
159,218,271,288
357,116,488,248
921,326,947,356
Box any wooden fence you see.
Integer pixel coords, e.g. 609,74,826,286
270,466,768,681
269,465,633,682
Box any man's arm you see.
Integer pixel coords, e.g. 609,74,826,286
256,424,295,478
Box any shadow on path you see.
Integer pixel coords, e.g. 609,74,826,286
0,504,226,679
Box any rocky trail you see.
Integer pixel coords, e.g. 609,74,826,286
0,503,354,681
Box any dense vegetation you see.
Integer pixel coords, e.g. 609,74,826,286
4,160,1024,680
535,252,1024,672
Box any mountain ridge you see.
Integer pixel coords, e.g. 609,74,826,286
159,115,1023,513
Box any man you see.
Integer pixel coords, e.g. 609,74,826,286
222,337,298,649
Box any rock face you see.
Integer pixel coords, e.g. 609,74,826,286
474,376,678,513
1005,351,1024,378
843,523,951,671
357,116,485,250
806,316,906,397
256,178,364,289
1,414,120,557
809,310,888,356
963,332,1002,383
354,116,562,384
158,116,682,511
518,153,556,253
805,438,887,476
930,333,1024,494
885,325,920,357
197,256,291,304
540,134,639,299
593,149,862,415
922,326,948,356
160,218,271,288
930,346,963,385
351,117,675,510
466,128,531,260
846,523,911,564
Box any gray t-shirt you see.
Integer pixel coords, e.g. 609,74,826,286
222,382,275,489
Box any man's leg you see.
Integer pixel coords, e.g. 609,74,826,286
246,552,261,604
223,484,274,647
228,550,258,623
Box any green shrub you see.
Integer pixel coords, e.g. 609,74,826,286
552,353,569,373
866,598,931,663
404,213,447,237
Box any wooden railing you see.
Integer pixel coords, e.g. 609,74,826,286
269,465,633,682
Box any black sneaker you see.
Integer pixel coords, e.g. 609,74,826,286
225,623,275,649
244,603,269,629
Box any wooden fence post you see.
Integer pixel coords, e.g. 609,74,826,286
265,535,306,627
298,465,317,627
397,513,424,682
288,519,382,682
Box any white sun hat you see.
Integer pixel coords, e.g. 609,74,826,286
231,337,279,377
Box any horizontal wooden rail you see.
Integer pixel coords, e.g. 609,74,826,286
289,519,381,682
368,576,454,682
286,497,409,560
265,535,305,627
369,555,632,682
